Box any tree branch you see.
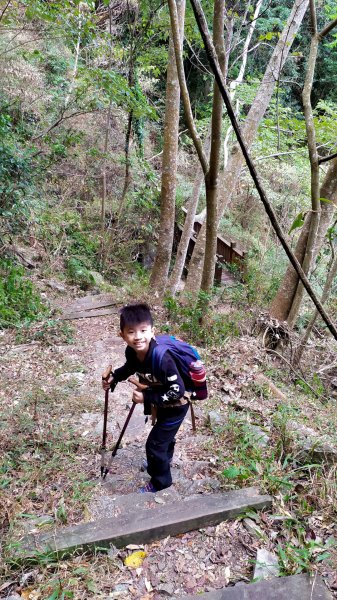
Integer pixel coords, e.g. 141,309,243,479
318,151,337,165
32,110,100,140
318,16,337,39
189,0,337,341
0,0,11,23
167,0,209,174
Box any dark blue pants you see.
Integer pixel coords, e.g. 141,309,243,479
145,403,189,491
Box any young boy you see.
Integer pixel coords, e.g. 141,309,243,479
102,303,189,493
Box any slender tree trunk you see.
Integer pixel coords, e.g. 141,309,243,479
119,3,137,217
118,108,133,218
293,241,337,365
100,7,113,260
150,0,186,294
221,0,262,183
286,1,320,326
168,134,211,295
270,155,337,322
184,0,309,290
101,102,112,234
200,0,226,294
229,0,263,98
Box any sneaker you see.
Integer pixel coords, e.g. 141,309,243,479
138,481,158,493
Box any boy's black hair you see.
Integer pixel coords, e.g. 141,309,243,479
120,303,153,331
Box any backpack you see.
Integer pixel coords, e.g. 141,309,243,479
152,334,208,400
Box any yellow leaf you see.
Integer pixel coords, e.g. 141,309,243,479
124,550,147,568
21,591,41,600
83,506,92,522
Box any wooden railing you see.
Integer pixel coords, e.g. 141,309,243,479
174,210,246,285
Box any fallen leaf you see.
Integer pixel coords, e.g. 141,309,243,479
144,578,153,592
83,506,91,522
124,551,147,568
21,590,41,600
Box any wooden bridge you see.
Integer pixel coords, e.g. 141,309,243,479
174,209,246,286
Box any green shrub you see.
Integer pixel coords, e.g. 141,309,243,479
0,260,46,328
0,104,38,233
164,292,241,346
65,257,95,290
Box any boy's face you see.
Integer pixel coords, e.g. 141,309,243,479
120,321,154,358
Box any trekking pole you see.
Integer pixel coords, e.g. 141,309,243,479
102,401,136,479
101,364,112,477
102,376,148,480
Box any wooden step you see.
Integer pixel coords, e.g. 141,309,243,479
179,573,332,599
21,487,271,559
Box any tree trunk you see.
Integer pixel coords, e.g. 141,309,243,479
101,102,112,234
184,0,309,290
118,108,133,218
100,6,113,261
286,3,321,326
200,0,226,295
293,241,337,365
149,0,186,294
270,159,337,322
168,133,211,296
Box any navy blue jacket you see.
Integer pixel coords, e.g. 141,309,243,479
113,338,185,415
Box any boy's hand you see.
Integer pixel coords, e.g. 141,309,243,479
132,389,144,404
102,375,114,391
102,365,113,391
128,376,147,404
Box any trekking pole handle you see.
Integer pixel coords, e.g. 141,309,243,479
128,376,148,390
102,364,113,381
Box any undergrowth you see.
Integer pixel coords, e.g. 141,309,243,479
0,259,47,328
164,292,243,346
209,400,337,577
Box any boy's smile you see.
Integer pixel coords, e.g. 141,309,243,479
120,322,154,359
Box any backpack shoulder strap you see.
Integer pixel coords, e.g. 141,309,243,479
151,341,169,377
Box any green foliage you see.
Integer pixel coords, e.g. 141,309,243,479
0,98,39,232
65,257,95,290
242,248,286,306
288,211,306,234
0,260,46,328
277,525,332,575
295,373,325,400
38,207,101,287
164,293,241,345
